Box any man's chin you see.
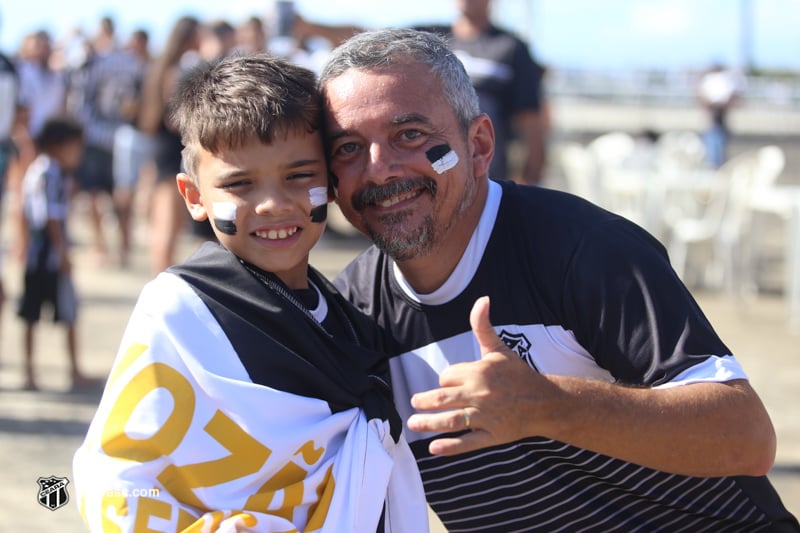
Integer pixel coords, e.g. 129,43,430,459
366,218,435,261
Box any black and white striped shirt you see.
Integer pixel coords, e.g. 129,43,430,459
336,180,799,532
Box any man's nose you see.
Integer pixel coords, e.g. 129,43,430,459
365,142,397,183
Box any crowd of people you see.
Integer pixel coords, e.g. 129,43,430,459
0,13,287,391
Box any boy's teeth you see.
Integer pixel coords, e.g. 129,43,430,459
256,227,297,240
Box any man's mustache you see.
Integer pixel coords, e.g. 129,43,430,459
351,178,438,212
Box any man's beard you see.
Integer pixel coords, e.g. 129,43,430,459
366,210,436,261
352,172,476,262
351,177,437,261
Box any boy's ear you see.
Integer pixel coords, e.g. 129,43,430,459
176,173,208,221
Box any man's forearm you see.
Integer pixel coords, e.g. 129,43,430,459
537,377,775,477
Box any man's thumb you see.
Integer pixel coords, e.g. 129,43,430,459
470,296,505,357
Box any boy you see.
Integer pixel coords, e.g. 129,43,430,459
18,115,88,391
73,54,428,532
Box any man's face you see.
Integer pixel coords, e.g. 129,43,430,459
322,62,481,261
177,132,329,289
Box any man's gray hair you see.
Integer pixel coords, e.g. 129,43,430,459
319,28,481,133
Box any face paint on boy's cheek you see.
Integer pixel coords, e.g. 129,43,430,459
308,186,328,223
212,202,237,235
426,144,459,174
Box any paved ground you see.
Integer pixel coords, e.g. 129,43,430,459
1,111,798,530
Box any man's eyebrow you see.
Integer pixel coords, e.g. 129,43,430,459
326,113,434,143
391,113,433,127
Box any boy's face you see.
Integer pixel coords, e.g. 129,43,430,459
177,131,329,289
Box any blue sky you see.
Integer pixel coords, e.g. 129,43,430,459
2,0,799,71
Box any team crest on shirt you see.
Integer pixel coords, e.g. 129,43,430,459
37,475,70,511
498,330,537,371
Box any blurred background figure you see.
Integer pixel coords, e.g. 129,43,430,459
198,19,237,61
416,0,548,185
108,28,151,267
236,16,267,54
91,16,116,56
17,115,86,391
8,30,66,266
137,16,200,275
0,8,21,358
696,62,745,168
71,16,149,266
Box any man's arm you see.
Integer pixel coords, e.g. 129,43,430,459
512,109,547,185
408,297,776,478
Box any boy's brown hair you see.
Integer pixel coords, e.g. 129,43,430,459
170,53,321,177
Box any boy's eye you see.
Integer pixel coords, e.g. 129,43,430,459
219,179,249,190
287,172,316,181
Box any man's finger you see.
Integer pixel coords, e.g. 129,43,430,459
469,296,507,357
411,384,461,409
428,431,494,456
408,409,468,434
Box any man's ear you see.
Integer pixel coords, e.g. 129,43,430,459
469,113,495,179
176,173,208,221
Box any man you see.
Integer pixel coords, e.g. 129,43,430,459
321,29,799,531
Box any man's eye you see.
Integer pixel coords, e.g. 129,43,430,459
334,142,358,157
400,129,423,141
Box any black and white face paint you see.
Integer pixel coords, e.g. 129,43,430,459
426,144,459,174
308,187,328,223
212,202,238,235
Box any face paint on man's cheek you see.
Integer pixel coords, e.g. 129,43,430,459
308,186,328,223
426,144,459,174
212,202,237,235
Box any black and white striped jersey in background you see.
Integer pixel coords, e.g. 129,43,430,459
335,180,800,532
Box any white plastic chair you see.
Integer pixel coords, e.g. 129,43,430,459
655,130,708,172
586,132,645,222
558,142,600,203
666,151,757,288
741,145,788,292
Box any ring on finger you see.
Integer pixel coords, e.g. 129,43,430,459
463,408,471,430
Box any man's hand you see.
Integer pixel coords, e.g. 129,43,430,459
407,296,558,455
